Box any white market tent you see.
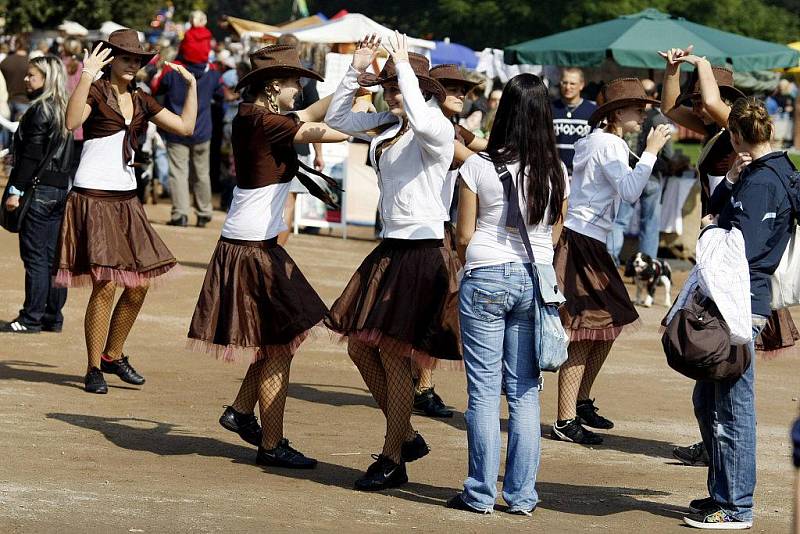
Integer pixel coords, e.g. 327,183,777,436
58,20,89,36
284,13,435,50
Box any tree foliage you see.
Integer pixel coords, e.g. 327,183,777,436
2,0,798,49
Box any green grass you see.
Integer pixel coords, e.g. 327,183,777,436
674,141,800,168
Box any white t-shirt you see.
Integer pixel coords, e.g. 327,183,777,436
221,182,290,241
73,130,137,191
459,154,568,271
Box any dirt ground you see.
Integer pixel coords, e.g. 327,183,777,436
0,203,797,533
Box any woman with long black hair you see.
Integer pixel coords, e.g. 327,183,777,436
447,73,567,515
1,55,73,334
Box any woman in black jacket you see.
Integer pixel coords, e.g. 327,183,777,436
2,55,74,334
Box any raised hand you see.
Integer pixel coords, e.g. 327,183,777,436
165,61,196,85
352,33,381,72
657,45,694,67
726,152,752,184
383,31,409,64
645,123,672,154
82,43,114,77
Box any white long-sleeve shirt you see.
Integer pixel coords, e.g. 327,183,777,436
564,130,656,242
325,63,454,239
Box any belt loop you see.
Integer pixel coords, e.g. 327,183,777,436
504,262,512,277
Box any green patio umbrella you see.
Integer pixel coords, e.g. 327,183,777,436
504,8,800,71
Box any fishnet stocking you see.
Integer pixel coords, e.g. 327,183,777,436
348,339,416,462
415,364,434,392
557,341,592,420
104,286,149,359
578,341,613,401
231,360,266,414
257,349,293,449
378,338,415,463
84,281,116,371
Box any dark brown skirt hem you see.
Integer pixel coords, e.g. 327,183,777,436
187,322,326,363
329,327,464,370
54,262,178,288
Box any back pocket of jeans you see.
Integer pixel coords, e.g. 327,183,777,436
471,287,507,321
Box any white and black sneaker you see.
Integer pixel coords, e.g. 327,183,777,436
683,508,753,529
0,320,39,334
354,454,408,491
551,418,603,445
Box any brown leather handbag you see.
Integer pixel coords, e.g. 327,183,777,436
661,291,750,381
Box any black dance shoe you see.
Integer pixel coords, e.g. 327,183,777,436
551,418,603,445
576,399,614,429
85,368,108,394
101,355,145,385
256,438,317,469
219,406,262,447
196,215,212,228
400,432,430,463
354,454,408,491
413,387,454,418
166,215,188,227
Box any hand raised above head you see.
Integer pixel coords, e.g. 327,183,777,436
657,45,694,67
382,31,409,64
82,43,114,77
352,33,381,72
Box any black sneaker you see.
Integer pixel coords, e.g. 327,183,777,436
256,438,317,469
446,493,491,514
85,368,108,394
689,496,717,514
354,454,408,491
413,387,453,418
551,419,603,445
400,432,430,463
41,323,63,333
219,406,262,447
0,320,40,334
101,355,145,385
196,215,212,228
576,399,614,429
673,442,710,467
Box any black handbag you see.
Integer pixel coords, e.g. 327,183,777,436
0,140,60,233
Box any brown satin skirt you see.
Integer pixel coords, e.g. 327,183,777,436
187,237,328,362
325,238,462,368
54,187,177,287
555,228,640,341
756,307,799,357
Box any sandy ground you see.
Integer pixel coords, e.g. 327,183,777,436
0,203,798,533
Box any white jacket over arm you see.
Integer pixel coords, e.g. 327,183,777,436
324,65,396,141
395,62,453,155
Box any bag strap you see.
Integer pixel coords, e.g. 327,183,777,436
494,161,536,264
764,160,800,225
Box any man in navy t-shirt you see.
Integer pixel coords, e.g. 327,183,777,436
551,68,596,175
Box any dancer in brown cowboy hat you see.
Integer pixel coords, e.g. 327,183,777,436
325,32,462,490
660,46,800,469
187,44,348,469
551,78,671,445
60,29,197,394
402,64,488,420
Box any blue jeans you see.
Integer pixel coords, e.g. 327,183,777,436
607,176,662,263
459,263,542,512
153,146,170,193
18,185,69,330
692,315,767,522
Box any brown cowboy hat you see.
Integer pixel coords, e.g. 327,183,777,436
358,53,446,101
429,64,479,90
675,66,744,107
589,78,660,127
100,29,157,65
236,44,323,92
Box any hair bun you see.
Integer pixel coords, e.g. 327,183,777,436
728,96,772,145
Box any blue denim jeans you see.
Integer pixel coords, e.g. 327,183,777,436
459,262,542,512
18,185,69,330
154,145,170,194
692,315,767,522
607,176,662,263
